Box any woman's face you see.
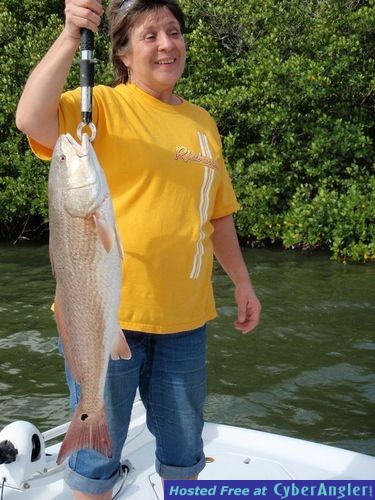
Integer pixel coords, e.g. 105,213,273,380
120,7,186,103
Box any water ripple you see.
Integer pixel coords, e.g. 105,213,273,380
1,244,374,455
0,330,57,353
1,395,70,431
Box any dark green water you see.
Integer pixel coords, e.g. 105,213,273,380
0,244,374,456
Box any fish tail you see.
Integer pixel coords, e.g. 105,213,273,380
56,405,112,465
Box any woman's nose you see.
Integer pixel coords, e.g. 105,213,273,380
158,31,174,50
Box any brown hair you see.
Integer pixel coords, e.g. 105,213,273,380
107,0,186,85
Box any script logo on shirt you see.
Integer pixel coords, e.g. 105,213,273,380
175,146,218,170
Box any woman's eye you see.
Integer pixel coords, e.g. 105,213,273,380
145,34,156,40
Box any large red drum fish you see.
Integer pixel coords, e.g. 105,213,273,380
48,133,131,465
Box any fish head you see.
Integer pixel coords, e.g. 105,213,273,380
50,133,108,218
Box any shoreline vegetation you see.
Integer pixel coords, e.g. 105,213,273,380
1,0,374,262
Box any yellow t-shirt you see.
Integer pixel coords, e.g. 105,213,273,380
30,83,240,333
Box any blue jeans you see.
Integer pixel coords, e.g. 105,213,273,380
63,325,207,495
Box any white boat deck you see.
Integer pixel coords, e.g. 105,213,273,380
1,400,374,499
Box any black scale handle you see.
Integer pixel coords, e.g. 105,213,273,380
79,29,96,124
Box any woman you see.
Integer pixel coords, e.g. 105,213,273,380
16,0,261,498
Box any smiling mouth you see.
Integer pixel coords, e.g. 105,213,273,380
155,58,176,65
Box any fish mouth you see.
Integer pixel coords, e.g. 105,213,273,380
64,134,89,158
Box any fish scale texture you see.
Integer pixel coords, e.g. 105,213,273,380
49,134,122,462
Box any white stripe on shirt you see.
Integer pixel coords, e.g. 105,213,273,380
190,132,215,280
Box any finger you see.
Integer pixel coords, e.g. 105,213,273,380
66,9,102,32
237,304,247,324
234,307,260,334
66,0,103,16
65,1,104,32
234,320,256,334
240,317,259,334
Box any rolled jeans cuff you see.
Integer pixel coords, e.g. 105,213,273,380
155,454,206,480
64,465,121,495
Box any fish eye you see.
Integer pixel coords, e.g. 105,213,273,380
60,154,66,162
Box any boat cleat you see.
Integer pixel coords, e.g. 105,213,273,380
0,421,47,489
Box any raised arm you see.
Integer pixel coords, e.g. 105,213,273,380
15,0,103,150
211,214,261,334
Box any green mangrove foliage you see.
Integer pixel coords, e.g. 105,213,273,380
1,0,374,260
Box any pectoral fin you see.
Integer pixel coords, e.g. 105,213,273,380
111,329,132,360
93,214,116,253
115,224,125,261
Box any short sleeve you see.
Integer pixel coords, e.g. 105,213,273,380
211,155,240,219
28,136,54,161
28,87,86,161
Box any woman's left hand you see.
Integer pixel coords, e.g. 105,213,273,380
234,281,261,334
